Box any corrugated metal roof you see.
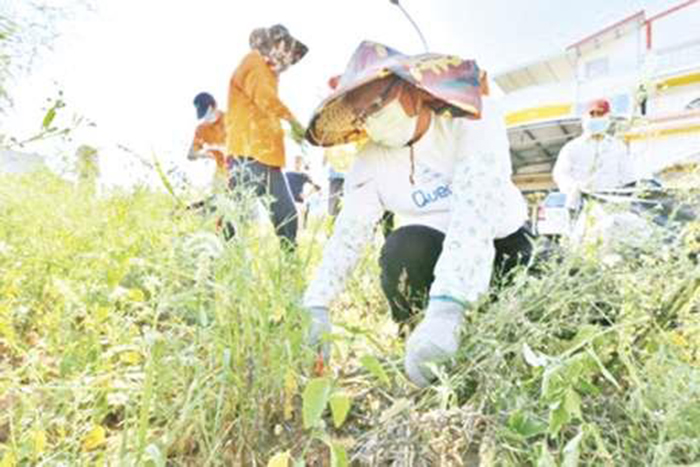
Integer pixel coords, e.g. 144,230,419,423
508,119,581,175
494,54,576,93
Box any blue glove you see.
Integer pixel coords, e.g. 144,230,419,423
404,300,465,387
305,306,331,361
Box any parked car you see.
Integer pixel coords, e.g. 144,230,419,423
535,191,572,237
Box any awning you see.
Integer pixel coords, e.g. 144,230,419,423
508,118,582,175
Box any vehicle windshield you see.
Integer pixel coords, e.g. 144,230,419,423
544,192,567,208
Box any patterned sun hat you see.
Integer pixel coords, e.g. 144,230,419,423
306,41,485,147
249,24,308,68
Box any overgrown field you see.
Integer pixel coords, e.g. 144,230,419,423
1,172,700,466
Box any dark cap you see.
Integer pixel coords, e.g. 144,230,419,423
193,92,216,119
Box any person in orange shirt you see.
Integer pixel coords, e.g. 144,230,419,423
187,92,235,239
188,92,228,190
225,24,308,250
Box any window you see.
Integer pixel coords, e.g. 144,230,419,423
544,192,567,208
585,57,610,79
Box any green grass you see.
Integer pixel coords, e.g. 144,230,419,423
1,171,699,466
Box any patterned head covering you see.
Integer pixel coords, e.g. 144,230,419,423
306,41,485,147
249,24,308,73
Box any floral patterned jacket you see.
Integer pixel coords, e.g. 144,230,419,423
303,99,527,309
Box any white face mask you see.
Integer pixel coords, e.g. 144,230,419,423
268,41,294,74
583,115,611,136
364,100,417,147
202,106,217,122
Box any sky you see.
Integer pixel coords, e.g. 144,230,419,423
1,0,681,188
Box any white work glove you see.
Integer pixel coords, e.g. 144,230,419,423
405,300,465,387
305,306,331,361
565,188,582,211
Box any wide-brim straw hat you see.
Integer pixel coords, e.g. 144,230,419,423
249,24,308,66
306,41,484,147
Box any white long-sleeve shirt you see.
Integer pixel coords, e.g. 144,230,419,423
303,99,528,309
552,134,636,198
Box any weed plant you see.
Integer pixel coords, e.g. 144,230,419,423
0,171,699,466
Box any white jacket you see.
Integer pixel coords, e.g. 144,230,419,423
303,99,528,308
552,134,636,203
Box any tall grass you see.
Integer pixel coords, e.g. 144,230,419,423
0,172,326,465
1,171,699,465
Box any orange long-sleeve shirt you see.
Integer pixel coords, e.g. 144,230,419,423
226,50,295,168
192,109,227,171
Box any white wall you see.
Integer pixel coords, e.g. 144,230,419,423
651,82,700,114
572,31,643,116
576,33,642,83
497,81,577,114
651,2,700,52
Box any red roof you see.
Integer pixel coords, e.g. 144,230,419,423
567,10,646,50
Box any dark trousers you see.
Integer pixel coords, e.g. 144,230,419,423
328,178,344,217
228,157,298,249
184,197,236,241
381,211,395,239
379,225,532,324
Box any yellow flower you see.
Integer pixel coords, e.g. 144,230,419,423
82,425,106,452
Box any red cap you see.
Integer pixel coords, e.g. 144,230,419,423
587,98,611,115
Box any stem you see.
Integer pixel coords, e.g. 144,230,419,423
393,1,429,52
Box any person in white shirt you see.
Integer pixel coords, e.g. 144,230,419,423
553,98,636,210
301,41,531,387
553,98,646,256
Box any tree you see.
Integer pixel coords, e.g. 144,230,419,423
0,0,91,111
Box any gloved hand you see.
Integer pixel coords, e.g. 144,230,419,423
404,299,465,387
305,306,331,361
187,148,201,161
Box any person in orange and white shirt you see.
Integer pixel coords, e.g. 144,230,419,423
189,92,228,192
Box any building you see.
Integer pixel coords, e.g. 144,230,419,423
495,0,700,192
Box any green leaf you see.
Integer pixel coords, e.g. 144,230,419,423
542,352,597,401
302,377,332,430
564,387,582,421
536,440,557,467
587,348,621,391
562,430,584,467
548,400,571,436
42,107,56,130
508,410,547,439
329,392,351,428
330,442,348,467
360,355,390,386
